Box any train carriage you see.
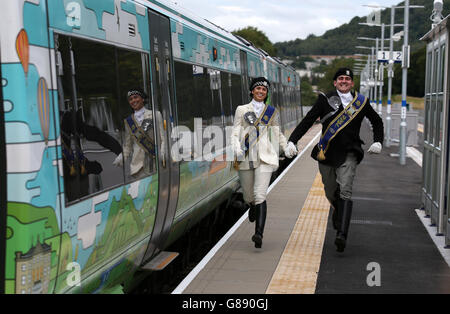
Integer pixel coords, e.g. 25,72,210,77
421,16,450,248
0,0,302,294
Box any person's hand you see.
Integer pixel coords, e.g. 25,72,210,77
284,141,298,159
113,153,123,167
367,142,382,154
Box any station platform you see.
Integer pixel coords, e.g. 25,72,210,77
173,121,450,294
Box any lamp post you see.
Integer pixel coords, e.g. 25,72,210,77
354,53,371,96
396,1,423,164
386,6,401,147
399,0,410,165
357,36,391,113
356,45,377,108
366,2,423,163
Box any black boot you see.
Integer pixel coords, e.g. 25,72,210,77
252,201,267,248
330,201,339,230
248,203,256,223
335,199,353,252
330,190,340,230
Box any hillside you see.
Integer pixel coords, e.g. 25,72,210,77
275,0,450,57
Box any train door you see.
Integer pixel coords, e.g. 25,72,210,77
141,10,180,265
0,48,6,294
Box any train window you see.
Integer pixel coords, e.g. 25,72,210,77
207,69,224,128
174,62,226,156
118,49,157,183
271,83,277,108
174,62,198,131
440,45,446,93
55,34,153,204
426,51,432,95
231,74,243,114
221,72,233,126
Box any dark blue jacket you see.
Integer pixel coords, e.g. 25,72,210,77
289,90,384,167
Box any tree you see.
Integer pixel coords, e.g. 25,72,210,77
391,44,426,97
300,78,316,106
232,26,277,56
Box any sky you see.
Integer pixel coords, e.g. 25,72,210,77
167,0,410,43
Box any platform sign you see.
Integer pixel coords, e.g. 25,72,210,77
377,51,403,63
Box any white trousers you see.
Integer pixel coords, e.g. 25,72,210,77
238,162,274,205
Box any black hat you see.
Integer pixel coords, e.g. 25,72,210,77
127,88,147,99
249,77,270,92
333,68,353,81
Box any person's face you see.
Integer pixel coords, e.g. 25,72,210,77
128,94,145,111
252,85,268,102
334,75,354,94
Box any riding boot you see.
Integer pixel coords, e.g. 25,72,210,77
330,189,341,230
252,201,267,248
248,203,256,223
330,200,339,230
335,199,353,252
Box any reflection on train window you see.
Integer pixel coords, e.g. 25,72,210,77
174,61,230,130
221,72,233,126
230,74,243,114
208,69,223,128
55,34,154,204
193,66,213,127
174,62,227,155
175,62,199,131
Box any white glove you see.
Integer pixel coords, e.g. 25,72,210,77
367,142,382,154
284,141,298,159
113,153,123,167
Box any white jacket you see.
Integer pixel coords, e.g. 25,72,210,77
231,103,289,170
123,108,165,175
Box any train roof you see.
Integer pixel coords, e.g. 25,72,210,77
137,1,256,52
136,0,295,73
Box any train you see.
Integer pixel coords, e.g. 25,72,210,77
0,0,302,293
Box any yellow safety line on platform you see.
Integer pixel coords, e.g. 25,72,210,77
266,172,329,294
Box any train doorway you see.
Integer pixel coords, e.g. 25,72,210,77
142,10,180,265
0,47,6,294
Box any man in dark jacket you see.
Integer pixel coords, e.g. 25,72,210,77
289,68,384,252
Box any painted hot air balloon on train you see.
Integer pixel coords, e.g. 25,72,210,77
16,29,29,77
37,77,50,145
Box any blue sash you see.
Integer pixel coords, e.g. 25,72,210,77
243,104,276,156
125,115,156,156
234,104,276,170
317,92,367,161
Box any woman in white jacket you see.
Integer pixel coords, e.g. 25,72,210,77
231,77,297,248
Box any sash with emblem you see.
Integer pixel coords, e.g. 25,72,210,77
125,114,156,156
233,104,276,170
316,92,367,161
